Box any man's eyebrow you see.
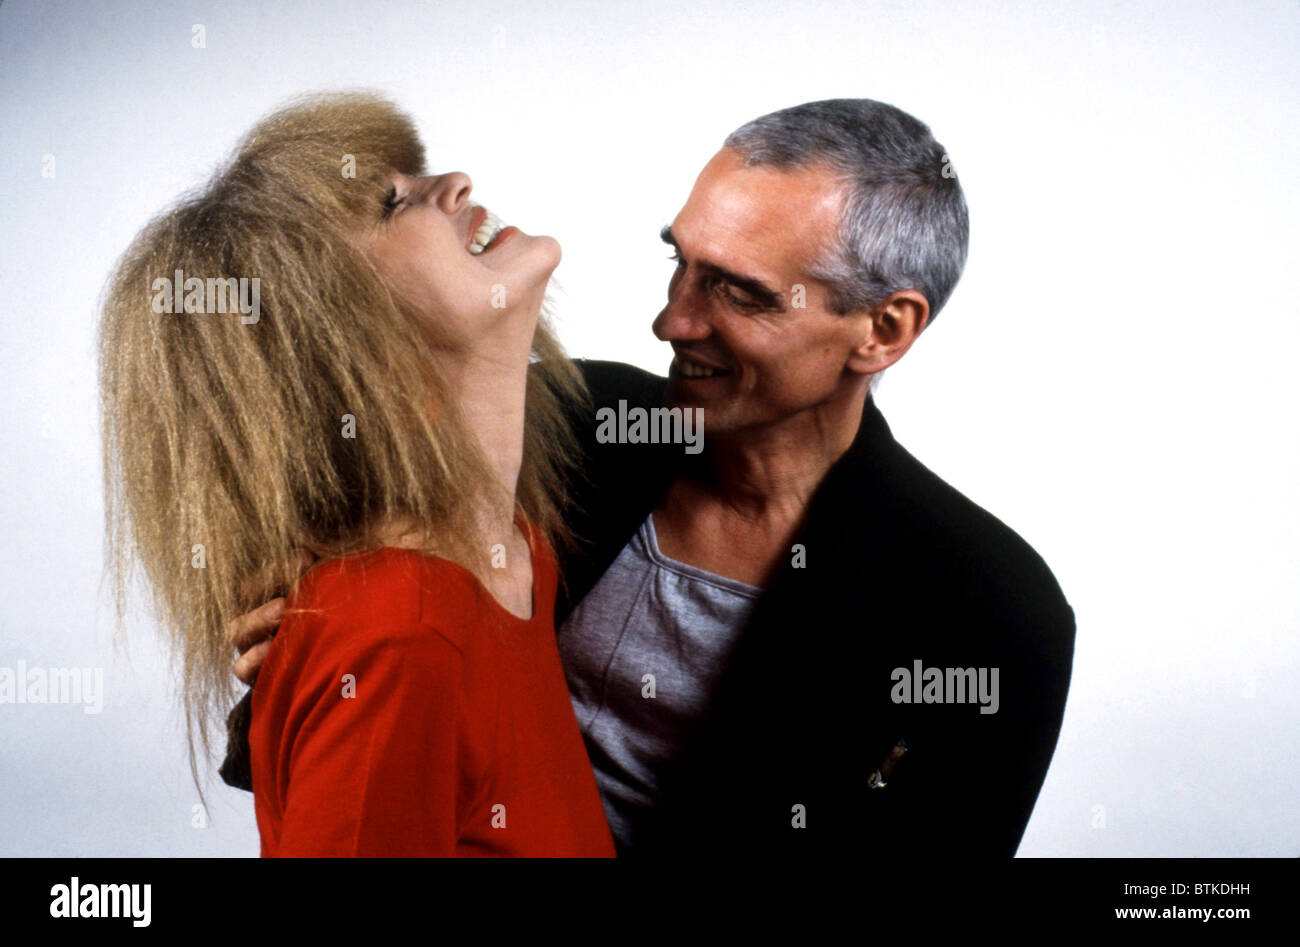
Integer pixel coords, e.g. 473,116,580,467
659,225,783,309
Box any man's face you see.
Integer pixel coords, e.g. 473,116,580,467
653,148,868,438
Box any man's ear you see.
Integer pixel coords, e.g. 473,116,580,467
845,290,930,375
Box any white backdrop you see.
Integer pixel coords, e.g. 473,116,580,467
0,0,1295,857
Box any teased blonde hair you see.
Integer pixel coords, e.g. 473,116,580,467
99,91,586,786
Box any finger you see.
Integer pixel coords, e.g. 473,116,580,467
233,639,272,686
226,597,287,652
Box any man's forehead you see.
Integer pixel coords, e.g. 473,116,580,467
672,149,844,281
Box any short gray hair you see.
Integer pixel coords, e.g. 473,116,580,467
724,99,968,326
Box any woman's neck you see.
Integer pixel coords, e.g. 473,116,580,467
444,350,527,536
434,325,536,617
434,303,539,546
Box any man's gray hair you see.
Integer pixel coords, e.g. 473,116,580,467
724,98,969,327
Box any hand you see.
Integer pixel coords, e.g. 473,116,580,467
228,598,286,685
227,551,316,685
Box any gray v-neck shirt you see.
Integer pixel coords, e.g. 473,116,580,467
555,513,761,851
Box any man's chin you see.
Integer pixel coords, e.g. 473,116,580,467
662,383,706,414
664,393,740,435
664,377,724,406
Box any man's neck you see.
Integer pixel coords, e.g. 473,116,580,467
699,384,869,522
652,383,869,587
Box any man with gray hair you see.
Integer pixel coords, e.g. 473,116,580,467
223,98,1075,859
557,98,1073,858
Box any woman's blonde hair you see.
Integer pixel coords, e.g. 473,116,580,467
99,91,587,784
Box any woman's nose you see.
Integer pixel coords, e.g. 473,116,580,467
428,172,472,213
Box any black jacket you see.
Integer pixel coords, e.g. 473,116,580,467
222,359,1075,858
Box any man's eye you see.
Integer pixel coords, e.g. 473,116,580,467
667,251,685,267
719,283,761,310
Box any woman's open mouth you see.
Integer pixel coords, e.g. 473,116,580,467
468,206,516,255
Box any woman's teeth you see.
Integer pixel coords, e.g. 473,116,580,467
470,209,506,254
677,357,726,378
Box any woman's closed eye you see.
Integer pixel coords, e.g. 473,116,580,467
380,187,406,220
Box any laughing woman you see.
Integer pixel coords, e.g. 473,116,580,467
99,93,614,856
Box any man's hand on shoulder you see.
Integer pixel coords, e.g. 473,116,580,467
226,550,317,684
228,597,287,685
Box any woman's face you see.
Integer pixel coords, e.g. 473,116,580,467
359,170,560,354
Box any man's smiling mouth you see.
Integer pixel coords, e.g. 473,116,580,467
673,353,732,379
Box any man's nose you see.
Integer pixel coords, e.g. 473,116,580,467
652,291,711,342
426,171,472,213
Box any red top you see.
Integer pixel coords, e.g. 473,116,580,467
249,525,615,857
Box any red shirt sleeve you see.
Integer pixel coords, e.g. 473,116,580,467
251,557,468,857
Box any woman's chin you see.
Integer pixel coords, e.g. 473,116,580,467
506,253,562,313
482,231,560,281
519,238,562,288
535,233,562,269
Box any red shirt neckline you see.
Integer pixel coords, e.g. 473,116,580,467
295,514,551,628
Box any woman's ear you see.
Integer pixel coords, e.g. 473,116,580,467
845,290,931,375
